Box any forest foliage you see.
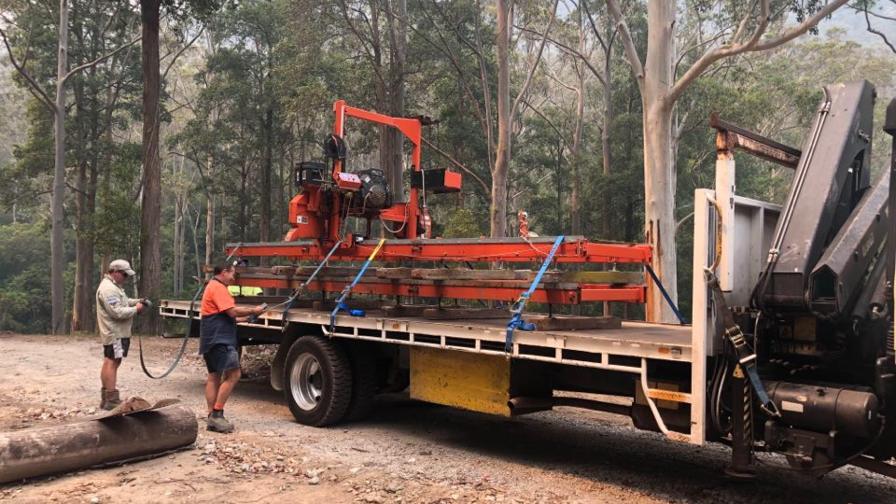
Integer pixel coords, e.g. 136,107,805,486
0,0,893,332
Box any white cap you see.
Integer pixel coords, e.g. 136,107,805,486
109,259,136,276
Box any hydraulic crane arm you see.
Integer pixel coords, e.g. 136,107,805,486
759,81,876,310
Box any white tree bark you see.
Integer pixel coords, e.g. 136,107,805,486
640,1,678,322
607,0,848,322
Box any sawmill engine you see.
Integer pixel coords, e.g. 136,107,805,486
287,157,398,240
352,169,392,214
285,103,462,242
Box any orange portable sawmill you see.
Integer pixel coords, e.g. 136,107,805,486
226,100,654,310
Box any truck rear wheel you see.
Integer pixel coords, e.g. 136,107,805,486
344,345,377,422
283,336,352,426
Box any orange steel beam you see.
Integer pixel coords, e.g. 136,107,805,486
332,100,422,239
234,276,646,305
226,237,651,264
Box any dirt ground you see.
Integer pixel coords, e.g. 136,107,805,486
1,334,895,503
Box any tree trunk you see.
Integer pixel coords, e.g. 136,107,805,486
83,154,97,332
642,0,678,323
569,16,586,236
72,73,98,333
260,108,272,244
555,138,562,229
72,157,87,332
191,204,202,281
50,0,69,334
205,155,214,268
600,55,612,239
490,0,512,238
239,160,248,242
384,0,407,200
71,74,87,333
172,158,183,296
138,0,161,333
205,194,215,266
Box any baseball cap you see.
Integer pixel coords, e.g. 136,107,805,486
109,259,136,276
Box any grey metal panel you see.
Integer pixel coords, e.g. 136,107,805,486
762,81,876,309
809,172,889,318
729,199,780,307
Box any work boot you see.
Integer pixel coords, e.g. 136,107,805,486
99,388,121,411
206,410,234,433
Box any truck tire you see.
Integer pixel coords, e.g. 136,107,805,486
344,345,377,422
283,336,352,426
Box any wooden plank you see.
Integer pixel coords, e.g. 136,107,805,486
252,266,643,286
236,272,577,290
384,268,643,285
413,269,559,281
559,271,644,285
296,266,371,277
528,315,621,331
277,299,316,308
311,299,385,311
376,267,413,279
423,308,508,320
381,304,435,317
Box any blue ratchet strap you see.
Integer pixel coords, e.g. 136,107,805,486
281,239,343,331
645,263,687,324
505,235,565,352
330,238,386,332
705,269,781,418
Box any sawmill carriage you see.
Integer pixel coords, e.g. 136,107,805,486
161,85,896,479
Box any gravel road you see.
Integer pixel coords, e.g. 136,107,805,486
1,333,894,503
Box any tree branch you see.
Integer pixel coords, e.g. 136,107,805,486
749,0,848,52
673,30,727,81
520,97,572,153
62,34,142,84
605,0,644,92
515,24,605,86
668,0,848,104
510,0,559,120
545,66,577,92
852,0,896,21
582,0,607,52
162,26,205,81
0,25,55,112
862,3,896,53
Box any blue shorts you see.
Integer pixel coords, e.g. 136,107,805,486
203,344,240,374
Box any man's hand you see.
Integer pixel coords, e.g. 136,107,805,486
253,304,267,316
135,302,145,314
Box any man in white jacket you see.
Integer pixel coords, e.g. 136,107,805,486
95,259,146,410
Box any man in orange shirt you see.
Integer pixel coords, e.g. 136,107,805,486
200,262,266,433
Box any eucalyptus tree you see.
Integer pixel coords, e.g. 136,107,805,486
0,0,140,333
607,0,849,322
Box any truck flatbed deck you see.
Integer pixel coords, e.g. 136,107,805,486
160,299,702,444
160,300,691,366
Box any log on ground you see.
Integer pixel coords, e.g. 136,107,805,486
0,404,197,484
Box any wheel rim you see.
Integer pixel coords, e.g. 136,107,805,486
290,353,323,411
